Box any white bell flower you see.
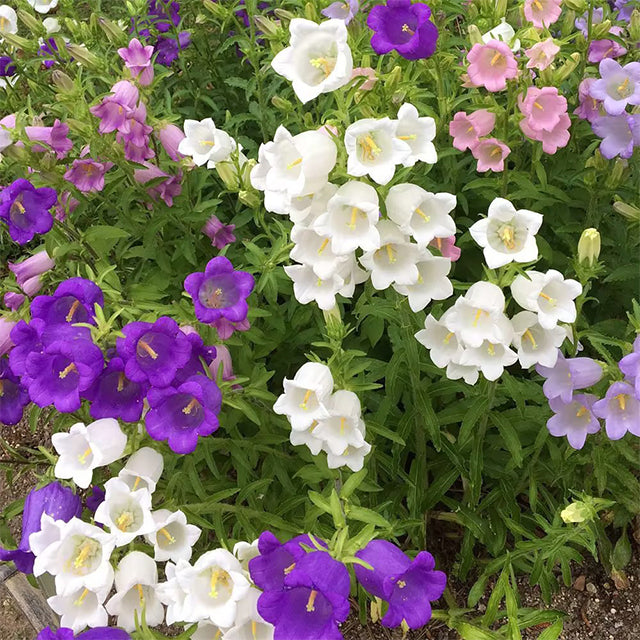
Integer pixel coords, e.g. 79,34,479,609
106,552,164,632
52,419,127,490
313,181,381,255
385,184,456,246
482,18,521,52
48,585,109,633
511,269,582,329
118,446,164,494
277,183,338,225
344,117,410,185
33,518,115,597
273,362,333,431
233,540,259,575
469,197,543,269
251,126,337,207
0,6,18,39
146,509,201,563
359,220,420,290
193,622,227,640
94,477,156,546
290,225,351,279
29,514,64,556
223,587,274,640
179,549,251,627
459,340,518,381
393,253,453,312
415,314,464,368
443,281,513,348
157,561,189,625
336,256,369,298
394,103,437,167
312,390,366,456
27,0,59,14
178,118,236,167
511,311,566,368
290,424,325,455
284,263,345,311
325,438,371,472
271,19,353,104
446,359,480,385
43,17,60,33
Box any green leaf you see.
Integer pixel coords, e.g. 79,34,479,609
537,620,564,640
340,469,368,499
347,506,391,528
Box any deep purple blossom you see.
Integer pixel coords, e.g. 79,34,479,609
355,540,446,629
148,0,181,31
117,316,192,387
64,159,113,193
171,331,217,387
619,336,640,395
0,56,16,77
592,113,640,159
38,38,60,69
0,179,57,245
118,38,155,86
4,291,25,310
89,81,139,134
184,256,254,325
155,31,191,66
322,0,360,23
258,550,350,640
0,482,81,573
25,119,73,159
546,393,601,449
202,215,236,250
145,374,222,453
0,358,29,425
8,319,45,376
37,627,131,640
593,381,640,440
590,59,640,116
367,0,438,61
536,352,603,402
84,356,147,422
30,277,104,326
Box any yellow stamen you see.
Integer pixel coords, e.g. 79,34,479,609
284,562,296,575
12,201,25,214
73,588,90,606
117,372,125,392
533,0,543,8
466,125,475,133
115,511,134,532
499,225,516,250
0,380,3,396
251,620,258,640
472,309,483,327
209,569,220,598
538,292,556,305
0,17,6,30
490,146,502,157
133,476,142,490
158,527,176,544
78,447,92,464
616,394,627,411
523,329,537,349
617,77,630,95
206,287,224,308
533,101,544,110
340,417,346,433
287,157,303,170
316,277,323,287
436,237,442,250
415,207,430,222
65,299,81,322
576,406,588,418
137,339,158,360
310,57,335,77
348,207,359,230
490,52,503,66
201,139,216,146
59,362,77,379
443,332,454,345
300,389,312,410
214,631,222,640
397,134,417,140
317,238,330,255
385,244,397,264
397,580,406,588
306,589,318,612
401,24,414,35
487,343,496,356
136,584,145,605
73,541,93,569
359,135,381,161
182,398,198,415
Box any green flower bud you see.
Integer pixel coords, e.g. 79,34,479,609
563,0,586,12
467,24,483,45
240,158,257,188
494,0,508,18
554,52,580,83
384,65,402,92
271,95,292,111
98,18,128,45
203,0,228,18
274,8,296,21
254,15,281,36
216,161,240,190
238,189,261,209
592,19,612,39
613,200,640,222
17,10,44,36
629,10,640,42
2,32,32,50
66,44,100,68
578,228,601,265
51,70,75,93
561,501,595,524
606,158,626,188
304,2,318,21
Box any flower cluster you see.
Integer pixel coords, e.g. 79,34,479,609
135,0,191,67
274,362,371,472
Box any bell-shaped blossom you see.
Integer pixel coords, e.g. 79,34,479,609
233,539,260,574
536,352,603,402
592,113,640,159
393,102,437,166
37,627,130,640
0,482,80,574
344,117,410,184
593,381,640,440
133,163,182,207
355,540,446,629
385,183,456,245
471,138,511,172
325,436,371,472
284,263,345,310
313,181,380,255
118,38,155,86
172,331,218,386
359,220,420,290
25,119,73,159
619,336,640,396
27,0,59,13
9,250,54,291
105,552,164,631
0,6,17,39
312,390,366,456
0,318,15,356
511,311,566,368
31,277,103,326
89,81,139,134
0,358,29,425
273,362,333,431
5,291,24,309
322,0,359,24
156,123,185,161
290,226,351,279
449,110,495,151
335,256,369,298
192,622,225,640
589,59,640,116
459,340,518,381
482,18,520,51
224,587,274,640
511,269,582,329
203,215,236,250
366,0,438,61
588,37,627,64
118,447,164,494
278,183,338,225
519,87,567,133
466,41,517,92
575,79,602,123
258,551,350,640
156,561,188,625
8,319,44,376
547,394,600,449
525,39,560,70
86,486,105,514
0,178,57,245
178,118,236,167
469,197,543,268
48,585,109,633
520,113,571,154
52,419,127,489
290,424,325,456
271,19,353,104
415,314,464,369
446,360,481,385
179,549,251,626
393,252,453,312
523,0,562,28
430,235,461,261
33,518,116,596
146,509,201,562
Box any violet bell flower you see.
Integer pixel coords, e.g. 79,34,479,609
30,277,104,326
117,37,155,86
536,351,603,402
593,381,640,440
0,357,29,425
619,336,640,395
25,119,73,159
202,215,236,250
546,393,601,449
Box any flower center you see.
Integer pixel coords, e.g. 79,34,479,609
538,292,556,306
397,580,406,588
397,134,417,141
415,207,430,222
299,389,313,410
73,588,90,607
65,299,82,322
347,206,362,230
309,56,336,78
306,589,318,612
72,538,100,571
401,24,414,36
209,568,230,598
358,134,382,162
616,393,627,411
472,309,486,326
0,380,3,396
533,0,543,9
251,621,258,640
284,562,296,575
59,362,78,379
533,101,544,111
9,197,25,219
182,397,200,415
490,52,503,66
206,287,225,308
616,77,632,98
490,145,503,157
117,372,126,392
340,417,346,433
443,332,454,345
77,447,92,464
487,343,496,356
0,17,8,31
523,329,537,349
498,224,516,250
137,584,145,605
80,163,97,175
115,510,135,531
576,406,588,418
158,527,176,544
137,339,159,360
317,238,330,254
287,157,303,170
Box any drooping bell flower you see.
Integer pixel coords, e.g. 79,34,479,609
209,345,236,383
546,393,601,449
619,336,640,395
117,38,155,86
55,191,80,222
133,163,182,207
171,331,217,386
575,78,603,123
466,41,518,92
9,250,55,292
25,119,73,159
520,113,571,155
4,291,25,310
64,159,113,193
89,80,139,134
0,317,15,356
202,215,236,250
0,178,57,245
591,114,640,160
30,277,104,326
593,381,640,440
536,352,603,402
0,481,81,573
155,123,185,161
519,86,568,133
117,316,192,388
211,316,251,341
145,374,222,454
84,356,147,422
525,38,560,70
367,0,439,61
449,110,496,151
588,32,627,64
0,358,29,425
37,628,131,640
354,539,446,629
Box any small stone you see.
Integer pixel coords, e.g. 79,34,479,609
604,582,611,589
586,582,597,594
573,575,587,591
611,608,617,614
478,603,486,612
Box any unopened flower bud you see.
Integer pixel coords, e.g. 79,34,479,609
494,0,508,18
592,19,612,39
254,15,280,36
271,95,292,111
578,229,601,265
613,200,640,222
51,70,75,93
384,65,402,93
203,0,228,18
98,18,127,45
606,158,626,188
629,10,640,43
238,189,261,208
240,158,256,187
2,32,31,50
554,52,580,83
17,10,44,36
273,8,296,21
561,501,595,524
304,2,318,21
467,24,483,45
216,161,240,190
66,43,100,68
563,0,586,12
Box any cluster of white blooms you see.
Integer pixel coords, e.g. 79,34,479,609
273,362,371,471
178,117,245,170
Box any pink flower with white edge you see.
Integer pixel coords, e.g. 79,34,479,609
351,67,377,91
449,110,496,151
467,41,518,92
525,39,560,70
520,113,571,154
430,236,461,262
472,138,511,172
523,0,563,28
519,87,567,133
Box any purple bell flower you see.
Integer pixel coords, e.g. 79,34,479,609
37,627,131,640
30,277,104,326
592,114,640,159
117,38,155,86
148,0,181,31
0,178,57,245
619,336,640,395
202,215,236,250
84,356,147,422
589,59,640,117
0,482,81,574
4,291,25,310
354,540,446,629
25,119,73,159
171,331,217,387
8,319,46,376
546,393,601,449
367,0,438,61
258,550,350,640
145,374,222,454
64,159,113,193
184,256,255,325
588,37,627,64
0,358,29,425
8,250,55,290
86,485,106,513
322,0,360,23
0,56,16,77
89,81,139,134
536,352,603,402
593,381,640,440
117,316,192,388
155,31,191,66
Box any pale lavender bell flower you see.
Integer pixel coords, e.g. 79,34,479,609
536,351,603,402
546,393,600,449
592,381,640,440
